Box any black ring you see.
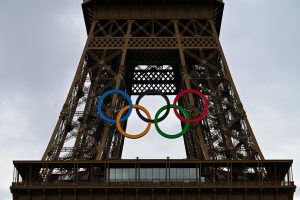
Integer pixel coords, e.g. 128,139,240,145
135,89,170,123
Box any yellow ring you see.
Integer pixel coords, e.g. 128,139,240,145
116,104,151,139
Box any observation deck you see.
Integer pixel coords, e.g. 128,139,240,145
11,159,295,200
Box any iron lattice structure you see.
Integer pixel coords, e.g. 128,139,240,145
10,0,295,200
42,0,263,162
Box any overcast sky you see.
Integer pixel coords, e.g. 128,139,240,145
0,1,299,199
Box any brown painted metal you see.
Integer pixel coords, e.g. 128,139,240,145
11,0,295,199
41,13,263,161
11,160,295,199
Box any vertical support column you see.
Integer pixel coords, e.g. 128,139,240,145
58,189,62,200
244,189,248,200
166,189,170,200
197,189,201,200
120,189,124,200
43,189,46,200
209,20,264,160
89,189,93,200
275,189,279,200
42,21,97,160
105,189,108,200
151,189,155,200
213,189,216,200
71,48,108,160
27,189,31,200
198,47,234,157
259,189,263,200
96,20,134,160
136,189,139,200
73,189,77,200
173,20,209,159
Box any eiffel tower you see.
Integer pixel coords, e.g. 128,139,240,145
10,0,295,199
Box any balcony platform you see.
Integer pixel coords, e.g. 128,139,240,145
11,159,295,200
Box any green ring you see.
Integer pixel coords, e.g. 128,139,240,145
154,104,190,139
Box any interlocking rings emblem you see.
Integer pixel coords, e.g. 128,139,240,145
97,89,208,139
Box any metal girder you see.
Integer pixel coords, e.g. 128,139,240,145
42,18,264,163
11,1,296,199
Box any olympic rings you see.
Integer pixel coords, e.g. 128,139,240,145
135,89,170,123
116,105,151,139
97,89,208,139
154,104,190,139
173,89,208,123
97,89,133,124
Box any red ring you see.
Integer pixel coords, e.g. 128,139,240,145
173,89,208,123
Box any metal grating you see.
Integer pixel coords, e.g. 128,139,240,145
127,65,179,95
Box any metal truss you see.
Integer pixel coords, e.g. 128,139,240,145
11,2,296,200
42,18,264,163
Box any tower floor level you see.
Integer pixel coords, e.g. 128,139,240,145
10,0,296,199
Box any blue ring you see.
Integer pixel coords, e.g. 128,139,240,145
97,90,133,123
